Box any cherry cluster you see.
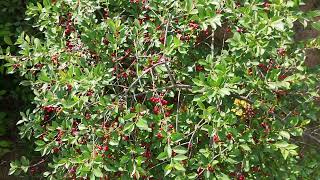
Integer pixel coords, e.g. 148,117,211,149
149,96,171,116
42,106,58,123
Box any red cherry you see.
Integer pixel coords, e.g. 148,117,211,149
213,134,220,143
237,28,244,33
251,166,260,172
51,55,59,64
103,8,109,19
150,97,160,103
53,147,60,153
44,114,50,121
144,150,151,158
278,74,287,80
103,146,109,151
35,63,44,68
172,151,177,157
263,1,271,8
97,145,103,151
103,38,109,45
226,133,233,140
197,167,204,175
65,27,71,35
207,165,214,172
71,128,78,136
86,89,94,96
195,65,204,72
85,113,91,120
67,12,72,19
67,84,72,92
160,99,168,105
66,40,73,50
238,174,245,180
153,106,161,115
168,124,174,129
165,111,171,117
277,48,286,56
159,36,165,44
216,9,223,14
156,132,163,139
122,72,128,78
13,64,21,69
260,122,268,128
189,21,199,29
123,136,129,141
247,67,253,75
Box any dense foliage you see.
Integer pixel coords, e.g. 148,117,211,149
0,0,36,160
3,0,320,179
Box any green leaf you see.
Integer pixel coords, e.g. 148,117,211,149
171,133,184,142
312,22,320,31
78,124,87,131
173,36,181,47
307,10,320,18
280,149,289,160
271,19,285,31
43,172,51,177
185,0,193,12
174,163,186,171
0,140,11,148
107,19,116,33
239,144,251,152
274,141,289,148
35,140,45,146
8,166,16,175
136,118,150,131
34,38,41,48
279,131,290,140
62,100,78,109
20,156,29,166
123,122,135,134
173,146,188,154
164,164,172,176
123,113,136,120
219,88,231,97
0,90,6,96
207,15,222,30
196,100,205,110
173,154,188,161
93,167,103,177
192,78,205,86
109,138,119,146
4,36,13,45
268,81,290,90
156,152,168,161
21,166,29,173
166,145,172,158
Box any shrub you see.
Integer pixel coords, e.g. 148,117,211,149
5,0,320,179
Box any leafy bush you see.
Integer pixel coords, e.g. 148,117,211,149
5,0,320,179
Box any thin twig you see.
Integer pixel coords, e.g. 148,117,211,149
124,60,168,96
128,84,192,98
176,90,181,132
